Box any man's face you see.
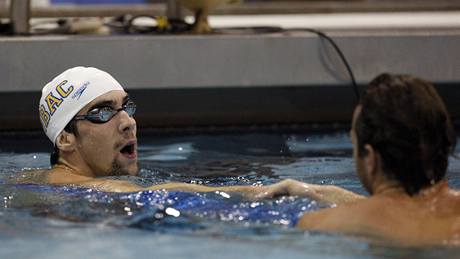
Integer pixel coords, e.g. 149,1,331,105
351,106,373,194
73,90,138,177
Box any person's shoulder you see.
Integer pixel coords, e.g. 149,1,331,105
75,178,142,192
446,187,460,200
45,166,93,185
296,199,371,230
437,186,460,213
16,167,84,185
296,195,400,233
7,168,50,184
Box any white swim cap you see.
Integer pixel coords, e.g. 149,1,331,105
39,67,124,145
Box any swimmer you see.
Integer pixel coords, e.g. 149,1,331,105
294,74,460,245
30,67,460,245
33,66,252,193
29,66,357,201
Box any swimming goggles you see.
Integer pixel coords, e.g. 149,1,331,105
73,101,136,124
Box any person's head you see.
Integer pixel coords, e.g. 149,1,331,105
351,73,456,195
39,67,138,177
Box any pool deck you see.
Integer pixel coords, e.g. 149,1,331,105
1,12,460,131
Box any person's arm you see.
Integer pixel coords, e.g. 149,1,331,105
75,179,258,195
77,178,364,205
252,179,365,205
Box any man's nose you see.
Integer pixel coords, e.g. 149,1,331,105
118,110,136,134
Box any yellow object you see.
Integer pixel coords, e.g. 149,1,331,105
156,16,170,30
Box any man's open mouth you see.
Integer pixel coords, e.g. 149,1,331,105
120,142,137,158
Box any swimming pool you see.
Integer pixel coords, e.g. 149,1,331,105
1,131,460,258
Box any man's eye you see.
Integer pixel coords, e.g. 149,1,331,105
88,107,113,115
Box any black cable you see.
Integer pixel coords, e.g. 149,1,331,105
23,16,360,103
288,28,360,102
211,26,360,102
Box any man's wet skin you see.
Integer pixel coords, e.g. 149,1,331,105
35,67,460,246
297,74,460,246
22,89,335,197
53,90,139,178
27,66,360,201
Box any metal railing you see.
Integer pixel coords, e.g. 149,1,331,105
9,0,30,34
2,0,460,35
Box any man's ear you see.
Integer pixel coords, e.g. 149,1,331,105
363,144,378,176
55,131,76,152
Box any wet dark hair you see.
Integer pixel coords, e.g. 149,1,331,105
50,119,79,165
355,73,456,195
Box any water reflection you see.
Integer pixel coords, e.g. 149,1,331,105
0,132,460,258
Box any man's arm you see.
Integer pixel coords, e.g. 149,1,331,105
253,179,365,205
77,178,364,204
75,179,258,195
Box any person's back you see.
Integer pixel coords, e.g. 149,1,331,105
297,181,460,245
296,73,460,246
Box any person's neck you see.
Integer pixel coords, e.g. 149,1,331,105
54,159,96,178
371,171,406,196
373,182,406,196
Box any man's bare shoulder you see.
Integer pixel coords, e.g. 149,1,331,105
8,168,50,184
47,167,145,192
44,167,93,184
75,178,144,192
436,187,460,213
296,186,460,245
296,196,381,232
14,167,142,192
13,167,105,185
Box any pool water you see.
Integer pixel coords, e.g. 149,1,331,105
1,131,460,259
